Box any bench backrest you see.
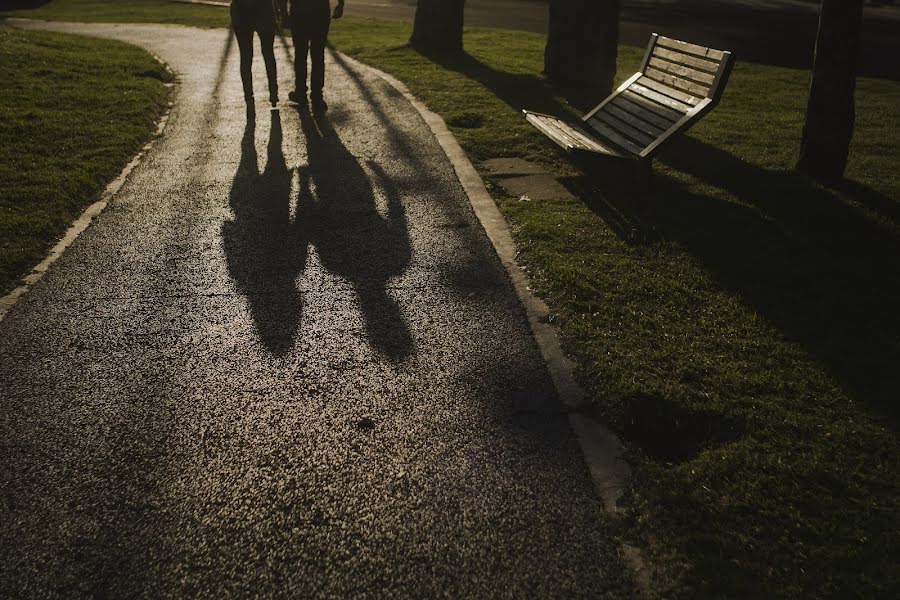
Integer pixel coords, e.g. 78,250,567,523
583,34,733,160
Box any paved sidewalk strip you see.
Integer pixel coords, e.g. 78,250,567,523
0,23,635,597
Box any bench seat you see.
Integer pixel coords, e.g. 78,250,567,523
524,34,734,161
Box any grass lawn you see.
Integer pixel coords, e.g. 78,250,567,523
328,17,899,599
0,24,170,294
1,0,230,28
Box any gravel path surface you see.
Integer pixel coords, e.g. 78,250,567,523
0,22,634,598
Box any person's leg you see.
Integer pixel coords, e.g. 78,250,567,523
259,31,278,105
309,20,330,110
290,21,309,103
234,27,255,103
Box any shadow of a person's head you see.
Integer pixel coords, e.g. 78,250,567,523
296,108,415,360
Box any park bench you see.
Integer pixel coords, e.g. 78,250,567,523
524,34,734,161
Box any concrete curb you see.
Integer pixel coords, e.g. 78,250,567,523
339,51,654,595
336,52,633,510
0,49,176,323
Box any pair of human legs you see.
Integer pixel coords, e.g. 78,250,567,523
290,12,330,110
234,27,278,106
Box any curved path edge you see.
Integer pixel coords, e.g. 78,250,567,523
337,51,636,510
0,18,649,590
341,53,655,593
0,18,175,323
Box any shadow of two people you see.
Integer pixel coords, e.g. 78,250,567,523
223,109,414,360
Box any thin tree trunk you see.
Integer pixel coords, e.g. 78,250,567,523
797,0,864,183
544,0,620,99
410,0,465,54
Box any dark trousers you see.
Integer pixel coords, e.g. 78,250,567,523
291,8,330,99
231,0,278,101
234,27,278,101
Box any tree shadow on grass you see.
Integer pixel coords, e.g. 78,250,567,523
2,0,52,8
413,46,594,115
612,136,900,426
836,178,900,226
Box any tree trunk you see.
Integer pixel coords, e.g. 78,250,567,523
410,0,465,54
544,0,620,99
797,0,864,184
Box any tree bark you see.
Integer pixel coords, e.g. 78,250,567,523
797,0,864,183
410,0,465,54
544,0,620,99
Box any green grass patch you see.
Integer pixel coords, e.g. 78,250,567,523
1,0,230,29
329,17,899,598
0,24,170,293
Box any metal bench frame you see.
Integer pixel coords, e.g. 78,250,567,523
524,34,734,161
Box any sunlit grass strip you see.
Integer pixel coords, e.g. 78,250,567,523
1,0,231,29
0,24,170,293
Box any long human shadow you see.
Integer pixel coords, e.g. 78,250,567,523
223,110,307,356
608,135,900,425
295,108,414,360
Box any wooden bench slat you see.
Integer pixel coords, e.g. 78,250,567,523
559,121,616,153
525,113,576,149
628,80,694,113
640,98,711,158
635,76,701,108
525,112,620,156
644,66,710,98
617,91,683,126
651,46,720,75
586,118,646,156
530,114,584,150
590,111,656,148
647,55,716,86
657,36,725,61
612,94,679,131
604,102,666,137
564,121,625,155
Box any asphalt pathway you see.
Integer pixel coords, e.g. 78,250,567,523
0,22,634,598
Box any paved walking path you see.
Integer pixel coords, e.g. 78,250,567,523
0,23,634,597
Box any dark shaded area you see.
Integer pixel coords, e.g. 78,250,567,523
617,1,900,81
544,0,619,99
1,0,52,9
328,49,485,231
415,45,591,114
797,0,864,182
296,108,414,360
838,179,900,224
410,0,464,54
357,0,900,81
561,160,656,243
399,23,899,434
582,136,899,427
619,392,746,463
223,110,307,356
